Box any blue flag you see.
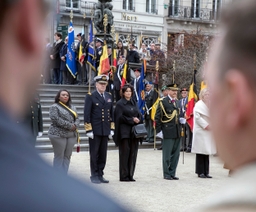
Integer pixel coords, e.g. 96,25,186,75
87,20,96,71
66,22,77,78
137,61,146,117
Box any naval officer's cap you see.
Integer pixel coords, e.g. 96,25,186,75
94,75,109,84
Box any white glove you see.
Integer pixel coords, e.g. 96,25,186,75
108,130,114,140
86,132,94,139
37,132,43,137
179,117,186,125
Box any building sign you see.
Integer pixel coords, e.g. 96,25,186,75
122,13,138,22
114,23,146,29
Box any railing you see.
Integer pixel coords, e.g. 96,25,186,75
168,5,220,21
146,8,158,15
60,1,97,14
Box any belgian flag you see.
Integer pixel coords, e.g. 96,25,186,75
186,70,198,131
98,41,110,75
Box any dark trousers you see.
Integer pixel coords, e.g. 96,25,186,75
195,154,209,175
145,117,154,142
53,68,61,84
181,123,193,150
89,135,108,178
119,138,139,181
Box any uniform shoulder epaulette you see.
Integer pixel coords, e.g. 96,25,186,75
87,92,92,95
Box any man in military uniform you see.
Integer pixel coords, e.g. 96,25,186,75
155,83,181,180
95,38,103,74
179,87,192,152
84,75,114,184
145,82,154,143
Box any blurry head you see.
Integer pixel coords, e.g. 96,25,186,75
150,43,155,50
206,0,256,169
0,0,49,117
121,84,134,100
54,32,62,41
65,36,68,44
118,56,125,64
77,33,82,41
145,83,153,91
107,46,112,55
134,69,141,78
55,90,72,106
180,88,188,98
141,43,146,49
117,41,123,49
199,88,210,106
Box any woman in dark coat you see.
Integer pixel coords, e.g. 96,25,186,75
114,84,142,182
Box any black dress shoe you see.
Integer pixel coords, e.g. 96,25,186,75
99,176,109,183
157,146,162,150
120,178,130,182
164,176,172,180
205,174,212,178
129,178,136,182
171,176,179,180
90,177,101,184
198,174,206,178
186,148,191,153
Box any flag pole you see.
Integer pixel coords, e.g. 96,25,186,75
153,61,159,150
88,9,94,94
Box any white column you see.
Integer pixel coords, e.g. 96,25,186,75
193,0,196,18
172,0,175,16
149,0,151,13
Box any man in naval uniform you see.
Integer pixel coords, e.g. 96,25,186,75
84,75,114,184
155,83,181,180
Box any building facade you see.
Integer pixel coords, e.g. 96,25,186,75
56,0,165,48
164,0,233,47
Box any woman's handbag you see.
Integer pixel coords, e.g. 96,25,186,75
132,124,148,138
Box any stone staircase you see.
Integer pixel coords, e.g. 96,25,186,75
36,84,161,152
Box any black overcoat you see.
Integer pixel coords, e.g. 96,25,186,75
113,98,142,146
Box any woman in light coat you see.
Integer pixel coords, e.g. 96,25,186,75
192,88,216,178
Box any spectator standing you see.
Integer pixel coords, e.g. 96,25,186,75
44,38,52,84
114,84,142,181
50,32,64,84
116,40,127,59
144,82,154,143
191,88,216,178
48,90,80,174
127,43,140,63
139,43,151,62
113,56,125,101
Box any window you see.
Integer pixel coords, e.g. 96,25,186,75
123,0,134,11
191,0,200,18
119,34,137,47
212,0,222,20
142,37,157,47
66,0,79,9
146,0,157,14
169,0,179,16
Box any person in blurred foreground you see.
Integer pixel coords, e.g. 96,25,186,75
0,0,128,211
198,0,256,211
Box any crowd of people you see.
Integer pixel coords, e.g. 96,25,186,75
2,0,256,211
43,32,165,86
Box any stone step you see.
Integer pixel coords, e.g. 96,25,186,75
35,140,162,153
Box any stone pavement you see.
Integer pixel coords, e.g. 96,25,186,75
39,148,230,212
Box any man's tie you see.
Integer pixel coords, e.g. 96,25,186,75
101,93,105,101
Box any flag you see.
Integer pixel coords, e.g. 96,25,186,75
151,60,160,124
186,70,198,131
137,60,146,116
78,42,85,65
66,22,77,78
121,62,128,87
113,49,117,67
98,42,110,75
200,80,207,92
87,20,96,71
